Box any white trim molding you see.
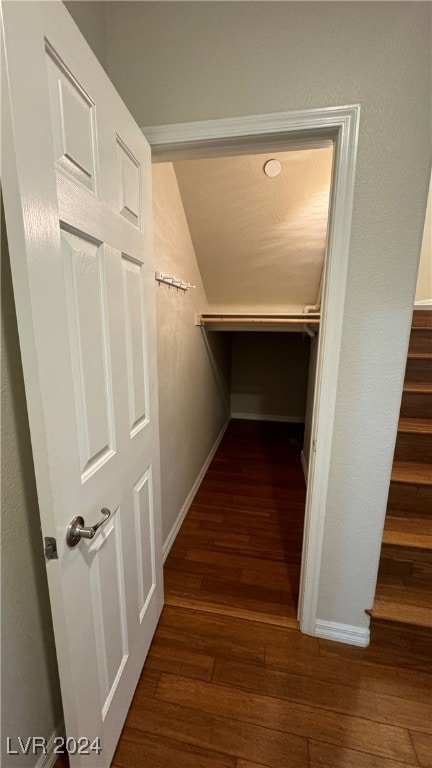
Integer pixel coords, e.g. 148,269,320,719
34,722,65,768
142,106,354,161
301,450,308,482
144,105,361,644
315,619,370,648
231,413,305,424
162,417,230,562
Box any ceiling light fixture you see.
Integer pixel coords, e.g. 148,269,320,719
263,159,282,178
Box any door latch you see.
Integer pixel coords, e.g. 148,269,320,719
44,537,58,560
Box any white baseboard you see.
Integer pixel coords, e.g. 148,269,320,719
231,412,305,423
162,416,230,562
314,619,370,647
414,300,432,309
301,450,308,482
35,722,65,768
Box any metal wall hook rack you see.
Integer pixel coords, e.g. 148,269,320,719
155,271,195,292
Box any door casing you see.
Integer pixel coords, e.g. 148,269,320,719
142,106,361,639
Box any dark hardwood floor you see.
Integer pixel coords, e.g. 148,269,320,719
54,420,431,767
111,420,432,768
163,419,306,627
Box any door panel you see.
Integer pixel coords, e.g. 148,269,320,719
46,42,99,194
1,2,163,765
134,468,157,622
61,229,116,478
122,254,150,435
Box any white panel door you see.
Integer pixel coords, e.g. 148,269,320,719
1,2,163,765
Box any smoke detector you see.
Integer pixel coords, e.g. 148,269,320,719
263,159,282,178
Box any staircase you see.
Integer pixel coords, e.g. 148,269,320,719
369,310,432,634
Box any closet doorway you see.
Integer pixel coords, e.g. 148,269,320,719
148,108,359,636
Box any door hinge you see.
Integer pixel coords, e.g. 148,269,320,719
44,537,58,560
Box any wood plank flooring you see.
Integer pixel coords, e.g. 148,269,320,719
111,420,432,768
164,420,306,627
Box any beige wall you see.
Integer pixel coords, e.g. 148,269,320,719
1,205,63,767
415,176,432,303
174,149,333,313
230,332,310,421
153,164,231,545
102,1,431,631
64,1,108,70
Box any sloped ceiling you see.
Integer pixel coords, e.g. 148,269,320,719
174,147,333,313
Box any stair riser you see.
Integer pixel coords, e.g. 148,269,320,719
372,619,432,660
408,329,432,354
387,482,432,516
380,552,432,577
400,392,432,419
412,310,432,328
379,546,432,567
394,432,432,462
405,357,432,382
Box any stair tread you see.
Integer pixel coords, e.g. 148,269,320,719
370,600,432,628
385,515,432,536
407,351,432,359
375,582,432,609
391,461,432,485
403,381,432,393
398,417,432,435
382,529,432,550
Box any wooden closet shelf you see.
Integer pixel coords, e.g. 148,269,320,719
198,314,321,331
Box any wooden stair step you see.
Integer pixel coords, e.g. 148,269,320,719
391,461,432,486
387,481,432,516
400,387,432,419
382,511,432,550
382,528,432,551
384,514,432,536
394,420,432,462
405,354,432,383
408,328,432,354
403,381,432,394
375,582,432,609
412,309,432,327
398,417,432,434
369,600,432,629
378,551,432,584
407,351,432,360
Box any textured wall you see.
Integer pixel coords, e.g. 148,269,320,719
1,206,63,767
104,0,431,630
231,332,310,421
153,164,231,544
174,149,332,313
64,1,108,70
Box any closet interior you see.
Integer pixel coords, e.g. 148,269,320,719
152,143,333,620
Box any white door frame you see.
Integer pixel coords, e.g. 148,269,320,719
142,105,360,636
